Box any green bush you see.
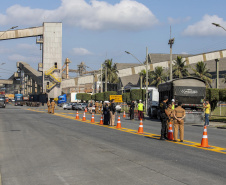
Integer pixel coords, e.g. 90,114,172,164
76,93,91,102
219,89,226,102
95,93,104,101
91,94,95,101
130,89,145,101
206,88,210,101
104,91,117,101
122,92,131,103
209,88,219,111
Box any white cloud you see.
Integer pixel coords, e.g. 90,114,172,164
72,48,93,55
183,15,226,36
0,0,159,31
168,16,191,25
8,54,40,63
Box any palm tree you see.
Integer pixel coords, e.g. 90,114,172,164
101,59,119,83
150,66,167,87
192,61,212,87
173,56,190,79
222,74,226,83
138,69,146,88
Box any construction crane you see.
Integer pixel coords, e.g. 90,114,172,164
62,59,99,79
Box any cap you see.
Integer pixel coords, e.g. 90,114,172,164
172,99,175,102
139,100,142,102
163,96,168,100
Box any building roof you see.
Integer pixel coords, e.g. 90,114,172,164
115,63,141,70
149,53,191,64
119,74,140,88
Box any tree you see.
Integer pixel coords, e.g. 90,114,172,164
150,66,167,87
192,61,212,88
101,59,119,83
138,69,146,88
222,74,226,83
172,56,190,79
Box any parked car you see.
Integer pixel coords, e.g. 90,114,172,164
72,103,78,110
74,103,88,110
116,104,121,113
63,103,73,110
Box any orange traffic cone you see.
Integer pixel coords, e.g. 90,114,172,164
199,126,210,147
137,119,144,134
100,114,103,125
91,112,95,123
75,110,79,119
116,116,121,128
167,122,174,140
123,111,126,118
82,111,86,121
85,108,87,112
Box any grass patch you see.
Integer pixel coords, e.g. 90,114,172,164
211,106,226,116
210,115,226,123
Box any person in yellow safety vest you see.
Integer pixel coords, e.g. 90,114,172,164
171,99,175,110
138,100,144,120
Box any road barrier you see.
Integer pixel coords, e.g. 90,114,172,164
91,112,95,123
137,119,144,134
76,111,79,119
82,111,86,121
199,126,210,147
99,114,103,125
167,122,174,140
116,116,122,129
123,111,126,118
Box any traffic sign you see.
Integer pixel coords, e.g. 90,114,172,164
109,95,123,102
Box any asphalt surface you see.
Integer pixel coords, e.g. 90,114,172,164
0,104,226,185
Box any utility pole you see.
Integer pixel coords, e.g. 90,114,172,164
101,64,103,93
145,47,149,114
215,59,219,89
168,26,174,81
105,62,107,92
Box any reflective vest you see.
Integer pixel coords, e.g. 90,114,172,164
138,103,144,111
172,104,175,110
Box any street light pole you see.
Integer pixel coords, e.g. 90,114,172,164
125,49,149,114
145,47,149,114
212,23,226,31
101,64,103,93
212,23,226,89
125,51,143,64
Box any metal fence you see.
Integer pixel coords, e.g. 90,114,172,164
211,103,226,117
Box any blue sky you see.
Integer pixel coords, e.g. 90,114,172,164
0,0,226,79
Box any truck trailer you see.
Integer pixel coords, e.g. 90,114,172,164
158,77,206,124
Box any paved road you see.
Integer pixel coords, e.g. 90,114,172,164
0,104,226,185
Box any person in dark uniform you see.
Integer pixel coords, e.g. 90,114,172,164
103,102,110,125
159,96,169,140
130,101,135,120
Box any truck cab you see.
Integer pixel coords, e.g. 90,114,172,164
0,95,6,108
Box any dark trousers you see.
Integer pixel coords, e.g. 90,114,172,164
138,110,143,120
104,113,110,125
161,114,167,139
130,109,134,120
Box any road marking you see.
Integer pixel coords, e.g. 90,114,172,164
27,108,226,155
